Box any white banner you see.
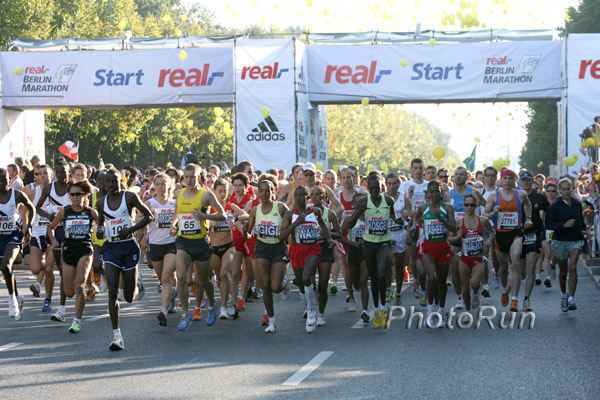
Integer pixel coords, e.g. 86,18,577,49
0,48,233,108
564,34,600,172
307,41,562,103
296,41,311,163
234,39,296,172
0,109,45,166
310,106,328,169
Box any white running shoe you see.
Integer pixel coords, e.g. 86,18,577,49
200,298,207,309
440,311,447,328
347,299,357,312
109,336,124,351
8,295,17,317
306,311,316,333
492,271,500,289
281,276,290,301
15,295,24,321
219,307,229,320
135,272,145,301
471,293,480,310
455,298,465,310
265,319,276,333
51,309,66,322
316,314,326,327
99,275,108,291
227,303,236,318
168,288,177,313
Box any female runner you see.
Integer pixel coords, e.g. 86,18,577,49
48,180,99,333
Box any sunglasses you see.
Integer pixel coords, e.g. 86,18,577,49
69,192,85,197
464,203,477,207
546,190,557,193
438,175,448,179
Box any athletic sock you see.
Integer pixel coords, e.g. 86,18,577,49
304,285,314,312
502,286,509,294
299,292,307,308
73,318,81,324
58,305,65,314
511,296,518,301
483,284,489,290
561,293,568,299
568,296,574,303
161,307,168,314
194,306,201,310
113,328,121,338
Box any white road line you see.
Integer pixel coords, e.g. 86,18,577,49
283,351,334,386
351,283,410,329
85,306,139,322
0,342,23,352
172,356,200,371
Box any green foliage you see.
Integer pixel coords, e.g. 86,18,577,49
327,105,462,173
521,0,600,174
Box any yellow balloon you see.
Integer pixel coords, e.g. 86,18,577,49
451,162,457,168
483,163,488,168
306,0,313,6
496,117,500,122
208,126,216,134
361,97,369,106
474,137,480,143
554,167,558,173
563,156,575,167
176,122,183,130
523,146,527,152
400,59,408,67
583,137,596,148
571,153,579,161
216,116,224,124
429,38,436,46
13,66,22,74
223,121,231,130
44,109,52,115
118,20,126,30
175,28,182,36
260,18,266,25
186,120,193,128
432,146,445,160
179,50,187,61
181,15,187,22
315,162,323,170
537,161,544,167
262,107,270,118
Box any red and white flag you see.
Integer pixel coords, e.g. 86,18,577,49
58,140,79,161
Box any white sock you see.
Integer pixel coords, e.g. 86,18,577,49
438,307,445,315
299,292,307,308
194,306,201,310
568,296,574,303
561,293,568,299
512,296,518,301
73,317,81,324
118,288,124,297
483,284,489,290
161,307,168,314
113,328,121,338
502,286,509,294
58,305,65,313
304,285,314,312
268,316,275,324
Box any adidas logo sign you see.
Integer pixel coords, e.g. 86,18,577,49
247,116,285,141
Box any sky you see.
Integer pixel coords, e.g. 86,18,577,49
184,0,580,171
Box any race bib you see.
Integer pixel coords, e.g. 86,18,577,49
350,223,365,242
366,215,388,236
155,207,175,229
389,215,404,232
0,215,15,235
210,211,232,233
498,212,518,230
464,233,484,256
523,232,537,245
455,211,466,220
107,217,130,242
423,219,448,241
546,230,553,242
65,219,90,239
256,221,279,239
295,223,319,244
179,214,201,236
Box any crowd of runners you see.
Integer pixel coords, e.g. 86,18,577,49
0,156,594,350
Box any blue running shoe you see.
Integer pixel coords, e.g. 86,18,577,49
42,299,52,312
207,300,219,326
177,314,192,331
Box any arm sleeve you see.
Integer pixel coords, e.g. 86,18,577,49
545,203,565,231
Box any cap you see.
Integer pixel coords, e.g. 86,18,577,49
500,169,515,178
302,162,317,173
519,172,534,180
183,146,190,152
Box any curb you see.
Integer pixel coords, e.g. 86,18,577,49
585,257,600,289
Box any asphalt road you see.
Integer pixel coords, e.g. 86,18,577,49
1,259,599,399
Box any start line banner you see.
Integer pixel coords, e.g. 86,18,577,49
307,40,562,103
0,48,233,108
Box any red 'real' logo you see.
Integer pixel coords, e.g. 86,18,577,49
579,60,600,79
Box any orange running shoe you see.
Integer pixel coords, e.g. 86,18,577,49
261,313,269,326
93,272,101,286
510,299,518,312
501,291,509,307
193,308,202,321
85,289,95,302
237,298,246,311
190,283,196,297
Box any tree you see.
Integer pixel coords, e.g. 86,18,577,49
520,0,600,174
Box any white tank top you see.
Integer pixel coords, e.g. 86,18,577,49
103,192,134,242
47,182,71,214
389,192,406,232
147,197,176,245
0,189,20,235
32,185,51,236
